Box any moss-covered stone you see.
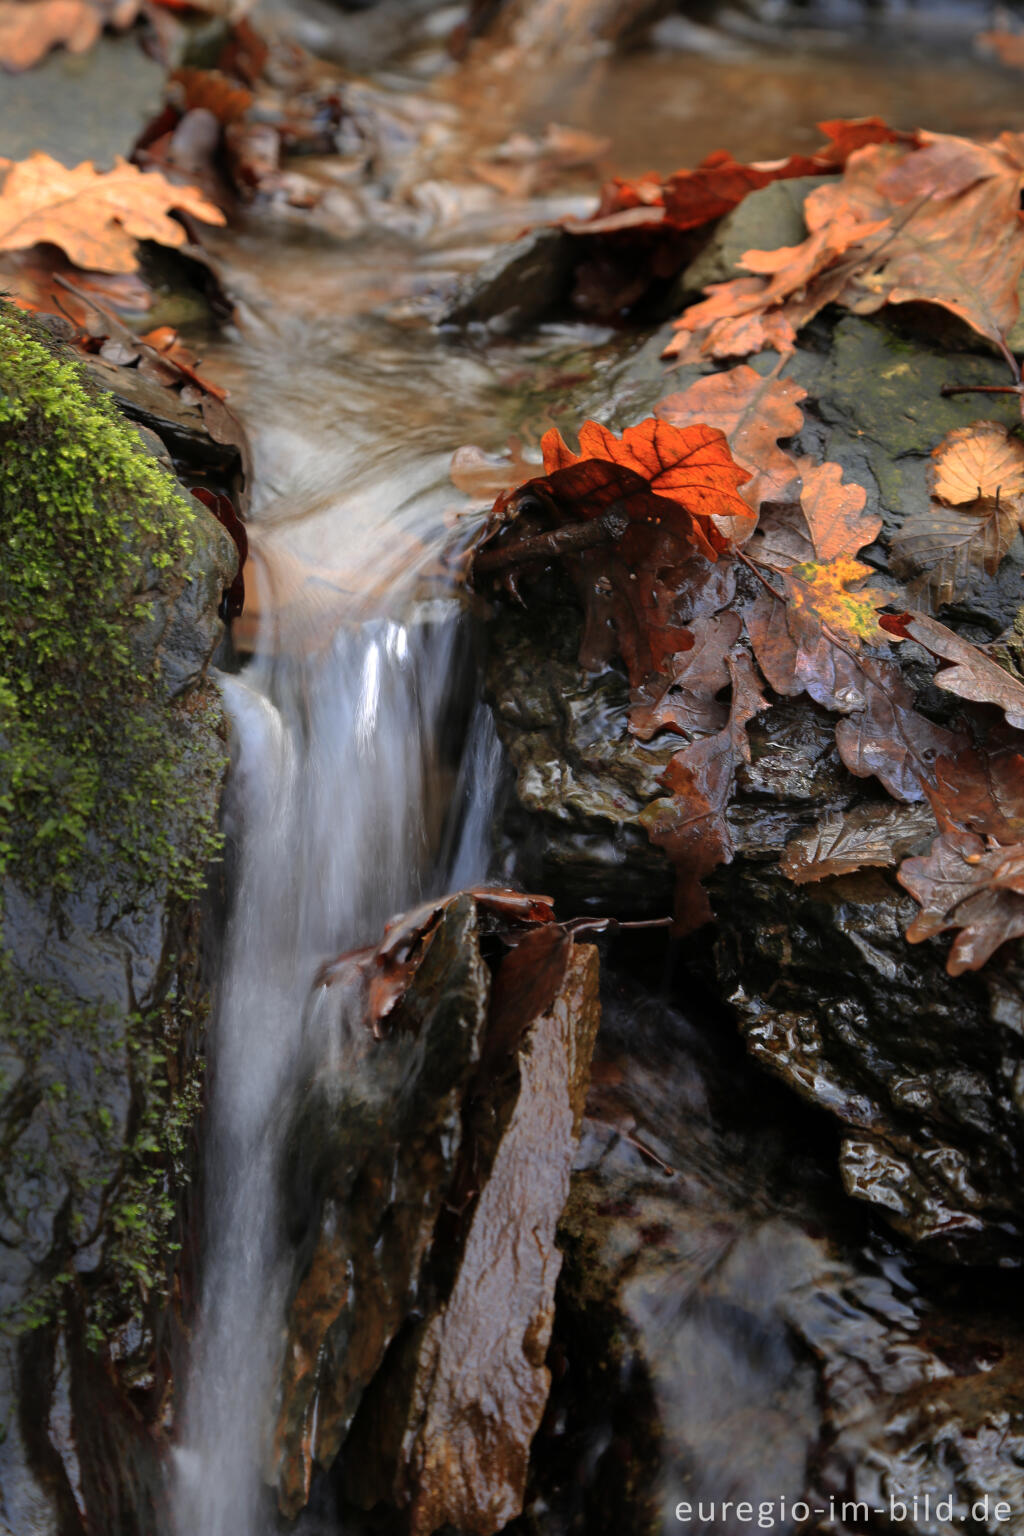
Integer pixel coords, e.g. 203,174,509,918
0,301,229,907
0,302,235,1536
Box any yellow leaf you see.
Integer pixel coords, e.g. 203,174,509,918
787,555,888,643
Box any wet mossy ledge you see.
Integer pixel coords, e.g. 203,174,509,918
0,301,236,1534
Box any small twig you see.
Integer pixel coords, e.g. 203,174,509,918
939,382,1023,398
472,502,629,574
940,332,1024,423
622,1132,676,1177
736,547,787,602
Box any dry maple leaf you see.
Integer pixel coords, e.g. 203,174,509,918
881,611,1024,730
655,364,807,512
0,153,225,274
892,420,1024,609
898,829,1024,973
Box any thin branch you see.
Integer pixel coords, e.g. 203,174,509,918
472,503,629,574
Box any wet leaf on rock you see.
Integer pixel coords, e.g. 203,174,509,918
892,421,1024,609
882,611,1024,731
781,801,937,883
898,830,1024,973
665,130,1024,362
655,364,807,513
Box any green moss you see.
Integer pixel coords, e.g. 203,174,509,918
0,302,229,1343
0,301,224,910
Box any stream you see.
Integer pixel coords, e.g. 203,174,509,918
160,4,1024,1533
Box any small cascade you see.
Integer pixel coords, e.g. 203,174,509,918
172,568,499,1536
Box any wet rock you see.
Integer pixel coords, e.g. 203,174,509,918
519,975,1024,1536
489,584,1024,1261
441,227,577,332
678,175,830,298
0,309,232,1536
488,593,674,917
0,32,166,170
272,895,600,1534
482,299,1024,1263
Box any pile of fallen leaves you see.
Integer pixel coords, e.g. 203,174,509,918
469,366,1024,977
558,116,909,317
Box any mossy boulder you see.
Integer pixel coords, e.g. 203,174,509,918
0,303,236,1536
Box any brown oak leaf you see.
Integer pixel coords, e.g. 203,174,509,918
640,650,768,932
0,152,225,274
781,801,937,884
881,611,1024,731
898,830,1024,974
666,130,1024,363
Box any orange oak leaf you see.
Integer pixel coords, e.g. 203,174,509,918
893,421,1024,608
798,459,879,562
0,153,225,274
666,129,1024,362
0,0,135,72
664,210,888,362
898,829,1024,974
537,417,755,558
655,364,807,512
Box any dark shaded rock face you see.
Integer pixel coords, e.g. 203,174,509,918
517,974,1024,1536
485,305,1024,1265
489,589,1024,1262
272,895,601,1535
0,310,236,1536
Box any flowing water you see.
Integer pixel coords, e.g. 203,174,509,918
167,5,1024,1530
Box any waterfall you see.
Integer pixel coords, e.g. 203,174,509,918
170,541,499,1536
